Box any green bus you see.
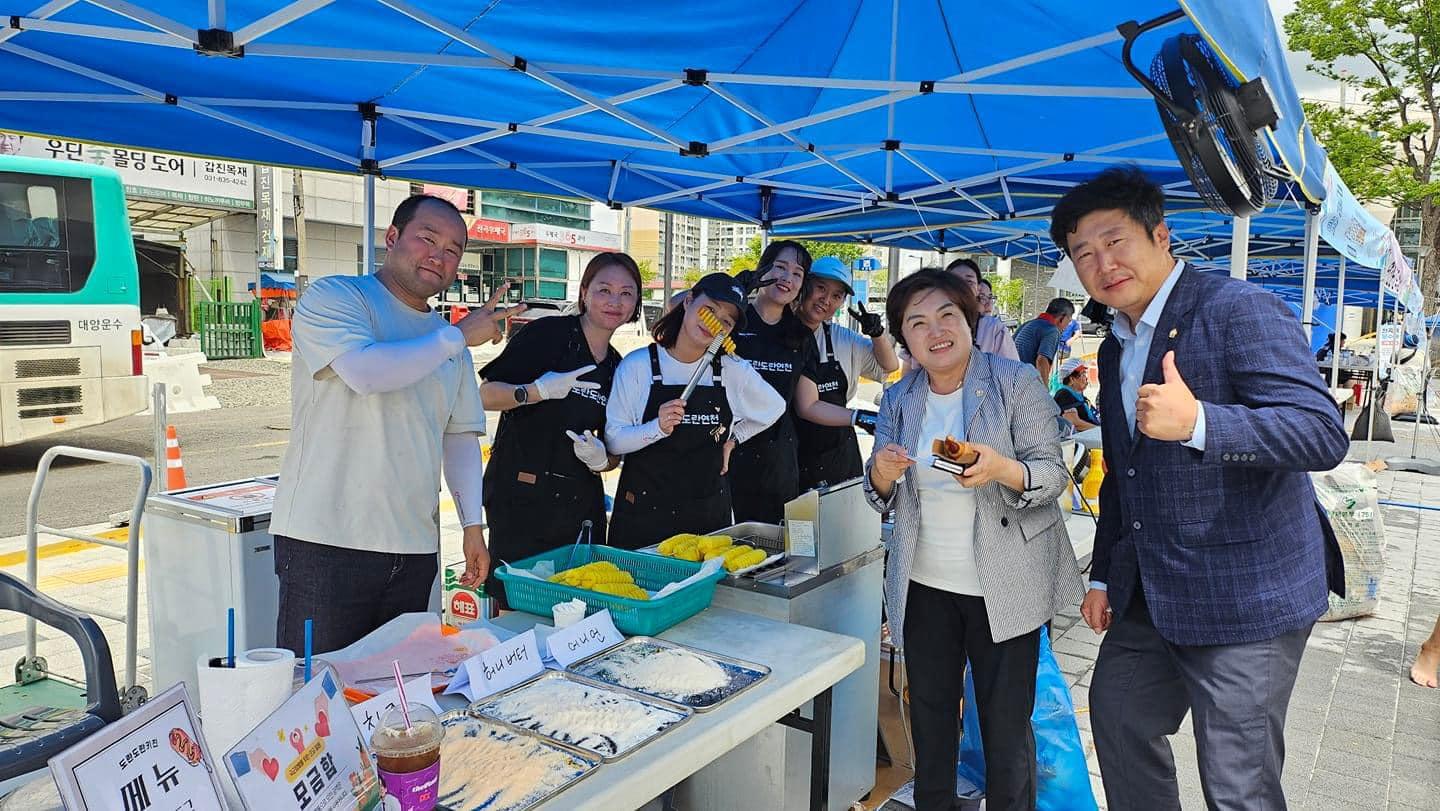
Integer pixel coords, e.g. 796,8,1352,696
0,155,147,447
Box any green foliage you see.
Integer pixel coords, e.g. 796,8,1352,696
636,258,656,286
1285,0,1440,305
729,236,869,273
985,275,1026,317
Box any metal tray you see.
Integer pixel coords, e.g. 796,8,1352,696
469,670,692,762
569,636,769,712
435,710,600,811
636,524,790,580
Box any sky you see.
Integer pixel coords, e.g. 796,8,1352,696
1267,0,1374,105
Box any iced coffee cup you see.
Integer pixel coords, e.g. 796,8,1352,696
373,704,443,811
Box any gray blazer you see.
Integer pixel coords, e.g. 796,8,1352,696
864,351,1084,647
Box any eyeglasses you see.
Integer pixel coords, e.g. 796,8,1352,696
977,294,994,303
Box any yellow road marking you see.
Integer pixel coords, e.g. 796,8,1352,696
0,527,136,569
33,561,145,592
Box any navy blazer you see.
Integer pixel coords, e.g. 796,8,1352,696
1093,265,1348,647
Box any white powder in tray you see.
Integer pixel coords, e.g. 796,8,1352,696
436,716,591,811
475,677,686,758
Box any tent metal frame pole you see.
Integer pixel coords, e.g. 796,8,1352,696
1300,209,1319,340
704,23,1168,154
1,41,359,166
1331,257,1346,389
377,0,684,148
381,79,679,167
662,212,674,304
208,0,225,29
1230,216,1250,280
234,0,336,46
384,115,603,202
0,91,155,102
901,142,1181,168
242,43,506,68
82,0,192,39
625,167,760,224
1367,282,1386,444
8,18,189,46
362,111,377,276
0,0,78,47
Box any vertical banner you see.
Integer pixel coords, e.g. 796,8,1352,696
255,167,282,271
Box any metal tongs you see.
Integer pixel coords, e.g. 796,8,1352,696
564,519,595,570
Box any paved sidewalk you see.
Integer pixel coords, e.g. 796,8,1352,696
1053,461,1440,810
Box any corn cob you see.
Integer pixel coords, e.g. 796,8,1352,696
725,548,769,572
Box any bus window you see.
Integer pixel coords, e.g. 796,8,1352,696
0,173,95,293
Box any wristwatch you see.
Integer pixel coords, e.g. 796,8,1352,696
513,385,529,405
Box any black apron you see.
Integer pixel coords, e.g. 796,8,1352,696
796,323,863,491
608,345,734,550
727,307,804,524
483,334,614,603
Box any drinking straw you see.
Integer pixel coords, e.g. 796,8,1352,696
303,619,313,683
227,608,235,668
391,660,413,732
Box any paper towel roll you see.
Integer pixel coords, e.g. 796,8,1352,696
196,648,296,757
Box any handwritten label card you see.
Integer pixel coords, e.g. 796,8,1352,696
445,629,543,701
349,674,443,748
788,520,816,557
547,609,623,668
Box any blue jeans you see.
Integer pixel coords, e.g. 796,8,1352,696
274,535,438,655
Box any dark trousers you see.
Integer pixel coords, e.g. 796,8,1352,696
1090,593,1311,811
274,535,439,655
904,582,1040,811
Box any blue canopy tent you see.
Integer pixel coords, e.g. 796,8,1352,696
0,1,1324,241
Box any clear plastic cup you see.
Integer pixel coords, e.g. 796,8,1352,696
372,704,443,811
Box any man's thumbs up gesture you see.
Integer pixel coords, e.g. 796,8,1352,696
1136,351,1199,441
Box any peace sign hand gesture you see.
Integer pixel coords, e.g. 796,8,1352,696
456,282,528,346
848,301,884,337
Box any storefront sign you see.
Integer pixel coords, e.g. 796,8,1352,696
509,223,621,252
547,609,623,668
49,682,226,811
225,667,382,811
255,167,283,271
2,130,254,209
465,216,511,243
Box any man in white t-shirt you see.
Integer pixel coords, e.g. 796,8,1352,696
270,194,521,653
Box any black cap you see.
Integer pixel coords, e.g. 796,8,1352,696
690,272,750,329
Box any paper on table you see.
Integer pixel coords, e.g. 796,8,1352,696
349,674,443,747
443,629,543,702
653,557,724,600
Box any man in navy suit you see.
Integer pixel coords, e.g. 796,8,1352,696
1050,167,1348,810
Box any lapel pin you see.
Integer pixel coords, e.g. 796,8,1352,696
1168,328,1178,339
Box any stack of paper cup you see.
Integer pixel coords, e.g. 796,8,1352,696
196,648,296,807
552,598,586,628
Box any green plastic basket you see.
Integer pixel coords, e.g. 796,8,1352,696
495,545,724,636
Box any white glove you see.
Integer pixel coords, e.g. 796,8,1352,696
535,364,599,401
566,429,610,472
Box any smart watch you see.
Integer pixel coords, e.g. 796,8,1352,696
513,385,529,405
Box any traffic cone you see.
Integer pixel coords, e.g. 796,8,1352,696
165,425,188,491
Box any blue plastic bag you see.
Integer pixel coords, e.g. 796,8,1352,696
954,627,1097,810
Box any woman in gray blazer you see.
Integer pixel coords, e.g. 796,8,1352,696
865,270,1083,811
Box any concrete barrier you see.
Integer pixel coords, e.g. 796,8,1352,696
139,352,221,415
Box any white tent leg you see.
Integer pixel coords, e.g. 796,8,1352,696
1229,215,1250,280
1301,208,1319,341
363,174,375,274
1331,257,1346,389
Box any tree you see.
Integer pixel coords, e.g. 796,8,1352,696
636,258,657,286
728,236,869,274
985,276,1027,317
1285,0,1440,309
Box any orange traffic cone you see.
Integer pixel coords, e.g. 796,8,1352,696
165,425,187,491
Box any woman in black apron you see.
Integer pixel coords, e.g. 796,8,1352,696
730,243,875,522
606,273,785,549
479,253,641,604
793,256,898,491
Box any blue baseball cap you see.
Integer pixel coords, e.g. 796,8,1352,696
809,256,854,296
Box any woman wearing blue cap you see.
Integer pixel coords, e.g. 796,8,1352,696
605,272,785,549
793,255,901,490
